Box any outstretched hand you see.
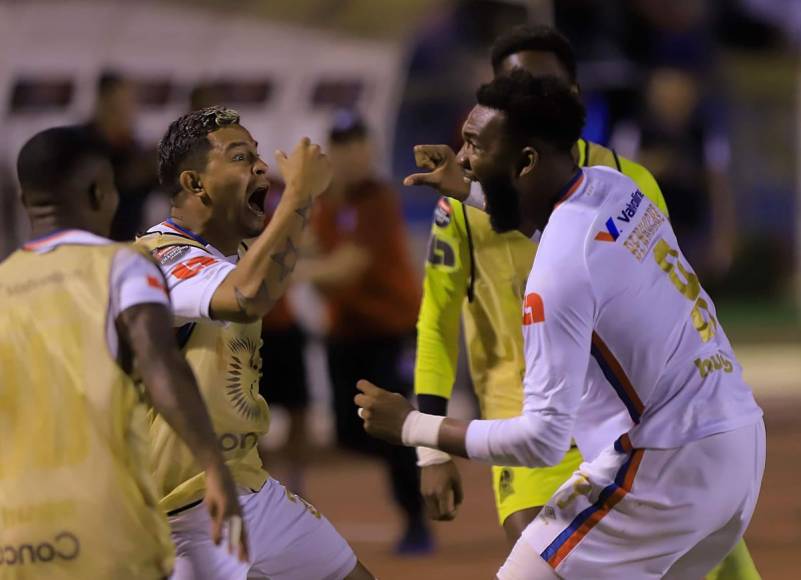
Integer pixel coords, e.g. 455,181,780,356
204,464,249,563
403,145,471,201
354,380,414,445
421,460,464,521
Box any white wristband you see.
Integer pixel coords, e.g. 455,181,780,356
416,446,452,467
401,411,444,448
463,181,486,210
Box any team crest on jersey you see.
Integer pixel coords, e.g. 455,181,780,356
434,198,452,227
154,245,190,266
594,218,620,242
225,336,266,421
498,468,515,503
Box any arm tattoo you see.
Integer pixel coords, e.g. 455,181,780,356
232,236,300,315
233,280,272,315
270,237,299,281
295,198,313,228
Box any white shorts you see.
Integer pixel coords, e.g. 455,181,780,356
498,421,765,580
169,477,357,580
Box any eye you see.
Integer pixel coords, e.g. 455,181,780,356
232,153,247,162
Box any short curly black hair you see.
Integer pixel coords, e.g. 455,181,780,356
476,71,585,152
158,106,241,195
17,125,107,205
490,25,576,82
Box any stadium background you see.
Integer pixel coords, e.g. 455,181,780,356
0,1,798,577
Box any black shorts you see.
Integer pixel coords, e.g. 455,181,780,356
259,325,309,410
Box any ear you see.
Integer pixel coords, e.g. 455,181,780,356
88,181,102,210
517,146,538,179
179,170,204,197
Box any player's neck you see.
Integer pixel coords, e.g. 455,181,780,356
168,212,240,256
519,157,580,236
27,209,100,240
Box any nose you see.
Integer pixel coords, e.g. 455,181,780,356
455,143,469,170
254,158,268,175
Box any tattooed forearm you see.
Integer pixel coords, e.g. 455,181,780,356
233,280,274,315
294,198,313,228
270,237,299,281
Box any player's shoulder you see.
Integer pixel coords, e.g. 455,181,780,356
137,222,212,265
556,167,634,218
549,168,642,251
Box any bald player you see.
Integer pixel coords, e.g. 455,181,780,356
0,126,244,579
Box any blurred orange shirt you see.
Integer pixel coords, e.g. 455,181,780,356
313,179,420,339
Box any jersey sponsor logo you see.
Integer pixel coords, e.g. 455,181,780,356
616,190,644,223
522,292,545,325
0,532,80,566
219,431,260,452
594,218,620,242
623,204,666,261
694,351,734,379
225,336,267,422
433,198,452,227
154,245,190,266
170,256,217,280
498,468,514,504
427,235,456,268
146,275,166,292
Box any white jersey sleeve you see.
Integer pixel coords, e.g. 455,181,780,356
151,244,235,325
465,203,595,467
107,248,171,358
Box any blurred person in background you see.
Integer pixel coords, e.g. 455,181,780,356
612,65,736,284
82,70,159,241
406,25,757,580
306,111,431,554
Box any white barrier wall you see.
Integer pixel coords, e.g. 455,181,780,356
0,0,407,253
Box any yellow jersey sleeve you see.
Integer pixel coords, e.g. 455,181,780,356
617,154,670,218
579,138,669,218
414,198,471,400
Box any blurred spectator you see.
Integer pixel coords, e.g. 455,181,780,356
82,70,158,240
612,66,736,281
306,111,430,554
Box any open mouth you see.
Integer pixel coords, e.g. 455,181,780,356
247,185,270,215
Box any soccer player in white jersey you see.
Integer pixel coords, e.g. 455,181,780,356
355,71,765,579
136,107,373,579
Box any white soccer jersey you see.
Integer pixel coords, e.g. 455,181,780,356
466,167,762,467
145,220,237,325
24,229,170,358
